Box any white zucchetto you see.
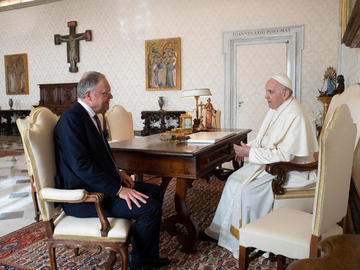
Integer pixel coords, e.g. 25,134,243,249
271,74,292,90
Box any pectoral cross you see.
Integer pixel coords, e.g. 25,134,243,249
54,21,92,73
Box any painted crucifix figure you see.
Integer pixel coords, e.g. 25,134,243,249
54,21,92,73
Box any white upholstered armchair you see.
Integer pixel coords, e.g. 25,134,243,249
20,107,132,270
238,105,356,270
105,104,135,142
16,107,42,221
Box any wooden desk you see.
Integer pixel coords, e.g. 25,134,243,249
111,129,251,253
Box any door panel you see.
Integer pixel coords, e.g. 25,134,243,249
236,43,286,141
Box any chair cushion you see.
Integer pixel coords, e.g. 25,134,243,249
53,214,132,242
273,196,314,213
239,208,313,259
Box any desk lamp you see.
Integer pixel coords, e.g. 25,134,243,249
181,88,212,129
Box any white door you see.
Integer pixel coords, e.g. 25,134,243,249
236,43,286,141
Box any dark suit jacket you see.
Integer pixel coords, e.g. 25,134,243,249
54,102,122,216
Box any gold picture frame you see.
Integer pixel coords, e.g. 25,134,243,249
180,113,193,131
145,37,181,91
4,53,29,95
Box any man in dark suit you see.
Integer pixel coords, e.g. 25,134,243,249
54,71,169,270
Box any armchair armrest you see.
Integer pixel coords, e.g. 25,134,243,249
265,161,318,195
85,192,110,237
40,188,110,237
40,188,87,202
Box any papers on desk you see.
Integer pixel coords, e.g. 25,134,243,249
187,131,236,145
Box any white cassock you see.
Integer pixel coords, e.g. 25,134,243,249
205,96,319,259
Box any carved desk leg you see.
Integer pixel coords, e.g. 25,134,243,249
162,177,198,253
160,176,172,193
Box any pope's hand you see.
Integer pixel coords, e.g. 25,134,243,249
235,154,244,163
233,141,250,158
119,187,149,210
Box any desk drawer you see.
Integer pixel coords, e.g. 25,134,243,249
197,142,234,177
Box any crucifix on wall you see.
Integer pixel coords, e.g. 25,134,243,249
54,21,92,73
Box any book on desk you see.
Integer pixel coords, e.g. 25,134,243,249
187,131,236,145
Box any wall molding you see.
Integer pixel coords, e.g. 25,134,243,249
0,0,61,12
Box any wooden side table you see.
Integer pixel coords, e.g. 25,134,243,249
317,95,332,123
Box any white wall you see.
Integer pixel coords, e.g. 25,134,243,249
341,46,360,85
0,0,339,130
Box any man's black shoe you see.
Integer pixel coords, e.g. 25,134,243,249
147,257,170,268
198,231,217,243
128,262,152,270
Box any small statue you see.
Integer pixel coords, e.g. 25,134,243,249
204,98,216,129
333,75,345,95
318,66,337,96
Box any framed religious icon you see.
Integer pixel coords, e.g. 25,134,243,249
180,113,193,131
4,53,29,95
145,37,181,91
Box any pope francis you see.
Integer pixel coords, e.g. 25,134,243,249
203,74,319,259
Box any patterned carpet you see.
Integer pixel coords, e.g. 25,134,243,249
0,136,23,157
0,150,23,158
0,177,290,269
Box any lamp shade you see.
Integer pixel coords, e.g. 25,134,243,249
181,88,211,97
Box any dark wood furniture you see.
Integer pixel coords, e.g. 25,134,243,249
287,234,360,270
36,83,77,115
141,110,186,136
110,128,251,253
0,110,31,135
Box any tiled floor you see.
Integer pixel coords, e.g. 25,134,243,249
0,136,35,236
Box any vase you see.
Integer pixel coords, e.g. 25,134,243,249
158,96,164,111
8,98,13,110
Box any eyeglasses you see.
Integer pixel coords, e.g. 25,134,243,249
88,89,112,97
100,91,112,97
93,90,112,97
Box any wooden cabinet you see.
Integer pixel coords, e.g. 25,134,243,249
36,83,77,115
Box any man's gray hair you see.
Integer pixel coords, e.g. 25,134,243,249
77,71,106,99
